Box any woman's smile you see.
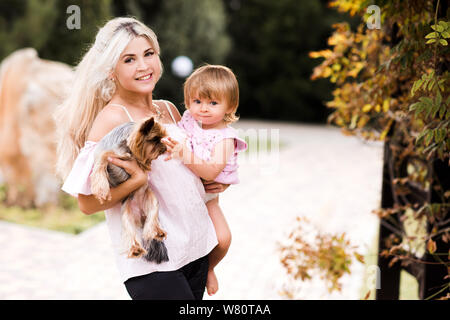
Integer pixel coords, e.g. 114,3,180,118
135,73,153,81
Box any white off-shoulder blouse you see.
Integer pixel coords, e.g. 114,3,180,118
62,122,218,283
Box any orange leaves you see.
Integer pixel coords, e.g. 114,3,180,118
379,119,394,141
279,216,364,295
427,239,437,254
328,0,366,16
308,49,333,59
354,252,365,264
347,62,365,78
309,18,397,141
312,1,450,298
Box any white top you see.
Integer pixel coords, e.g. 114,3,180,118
61,100,218,282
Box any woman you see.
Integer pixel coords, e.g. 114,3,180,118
54,17,227,300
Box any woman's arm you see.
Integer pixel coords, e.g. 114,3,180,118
202,179,230,194
78,157,147,214
78,106,147,215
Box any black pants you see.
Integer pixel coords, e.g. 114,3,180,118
124,255,209,300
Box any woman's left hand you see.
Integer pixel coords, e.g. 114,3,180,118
202,179,230,193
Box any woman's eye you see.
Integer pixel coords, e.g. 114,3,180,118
125,58,134,63
145,51,154,57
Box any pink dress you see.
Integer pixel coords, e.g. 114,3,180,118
177,110,248,188
61,101,218,283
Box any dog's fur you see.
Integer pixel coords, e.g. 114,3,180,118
90,117,169,263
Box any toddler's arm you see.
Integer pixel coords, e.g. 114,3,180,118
164,137,235,181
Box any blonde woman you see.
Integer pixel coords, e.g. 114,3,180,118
54,17,227,300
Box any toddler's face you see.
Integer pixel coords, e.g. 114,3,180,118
188,95,230,129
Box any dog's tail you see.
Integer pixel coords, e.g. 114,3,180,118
144,239,169,263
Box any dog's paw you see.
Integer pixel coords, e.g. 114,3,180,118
128,242,147,259
154,228,167,241
93,189,111,204
91,175,111,204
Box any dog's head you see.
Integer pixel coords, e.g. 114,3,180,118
127,117,167,171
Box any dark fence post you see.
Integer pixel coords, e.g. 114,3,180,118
376,122,449,300
376,123,401,300
419,158,450,299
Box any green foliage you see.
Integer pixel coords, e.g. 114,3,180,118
0,0,112,65
224,0,359,122
0,191,105,235
0,0,346,122
310,0,450,299
154,0,231,107
425,20,450,45
409,18,450,160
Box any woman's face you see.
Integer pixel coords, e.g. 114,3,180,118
113,36,161,95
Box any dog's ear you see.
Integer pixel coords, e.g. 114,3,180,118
140,117,155,135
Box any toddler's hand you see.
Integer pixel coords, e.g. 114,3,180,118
162,137,183,161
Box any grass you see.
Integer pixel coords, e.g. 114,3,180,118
0,187,105,235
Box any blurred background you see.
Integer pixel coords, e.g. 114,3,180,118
0,0,358,229
0,0,358,123
0,0,404,300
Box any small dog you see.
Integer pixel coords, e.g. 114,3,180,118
90,117,169,263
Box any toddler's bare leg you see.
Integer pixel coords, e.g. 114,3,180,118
206,196,231,296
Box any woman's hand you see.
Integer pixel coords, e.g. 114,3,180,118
107,156,147,187
78,156,148,215
202,179,230,194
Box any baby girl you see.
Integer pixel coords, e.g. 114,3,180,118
164,64,247,295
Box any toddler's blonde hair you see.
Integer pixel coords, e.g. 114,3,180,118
184,64,239,124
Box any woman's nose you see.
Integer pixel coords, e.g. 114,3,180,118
136,57,147,70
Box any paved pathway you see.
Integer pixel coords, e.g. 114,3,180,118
0,120,383,299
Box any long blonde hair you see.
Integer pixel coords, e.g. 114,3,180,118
54,17,162,180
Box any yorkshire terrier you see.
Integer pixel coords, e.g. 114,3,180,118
90,117,169,263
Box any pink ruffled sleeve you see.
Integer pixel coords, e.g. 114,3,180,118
234,136,248,153
223,127,248,153
61,141,97,197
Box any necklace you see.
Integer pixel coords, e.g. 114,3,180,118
151,102,162,121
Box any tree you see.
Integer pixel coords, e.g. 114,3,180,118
223,0,358,122
309,0,449,299
0,0,112,65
